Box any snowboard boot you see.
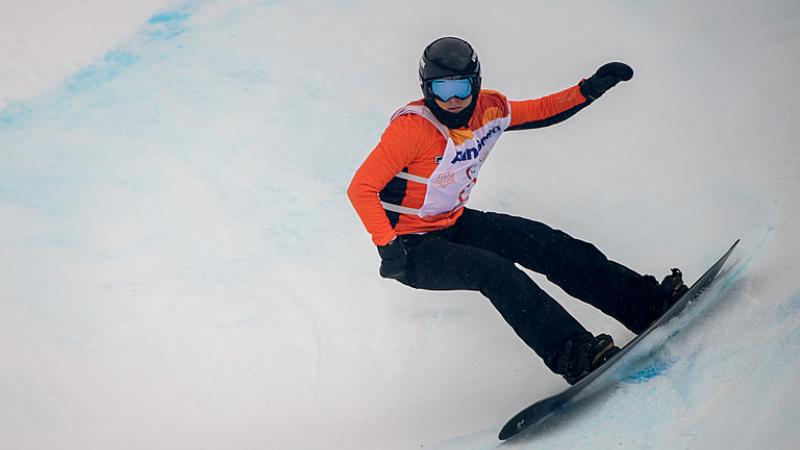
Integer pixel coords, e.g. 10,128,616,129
654,268,689,317
548,333,621,385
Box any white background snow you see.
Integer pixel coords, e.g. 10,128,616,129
1,1,799,449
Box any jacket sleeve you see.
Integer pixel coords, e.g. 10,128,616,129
347,115,422,246
507,84,591,131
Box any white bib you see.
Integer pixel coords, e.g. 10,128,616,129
383,104,511,218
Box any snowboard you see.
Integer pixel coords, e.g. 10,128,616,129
498,239,740,441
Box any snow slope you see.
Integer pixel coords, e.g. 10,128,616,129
1,1,799,449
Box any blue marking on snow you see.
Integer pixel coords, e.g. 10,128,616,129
623,359,675,384
146,9,190,39
148,11,190,24
0,102,31,127
66,50,138,93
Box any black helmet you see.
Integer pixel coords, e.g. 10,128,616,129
419,37,481,83
418,37,482,129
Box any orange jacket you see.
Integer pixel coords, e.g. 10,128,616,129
348,85,589,246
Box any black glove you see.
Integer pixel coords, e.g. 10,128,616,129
579,62,634,101
377,237,408,280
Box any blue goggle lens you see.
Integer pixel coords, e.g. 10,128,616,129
430,78,473,102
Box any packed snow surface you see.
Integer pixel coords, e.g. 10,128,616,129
2,1,799,449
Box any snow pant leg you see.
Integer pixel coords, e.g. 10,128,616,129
451,209,660,334
398,233,588,368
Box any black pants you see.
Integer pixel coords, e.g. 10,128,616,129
397,208,660,368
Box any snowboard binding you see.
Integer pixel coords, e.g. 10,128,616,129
549,333,622,386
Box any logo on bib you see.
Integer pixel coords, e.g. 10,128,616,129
450,126,501,164
434,170,455,188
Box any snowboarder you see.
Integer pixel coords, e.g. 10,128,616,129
347,36,688,385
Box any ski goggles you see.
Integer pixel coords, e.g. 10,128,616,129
429,77,474,102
